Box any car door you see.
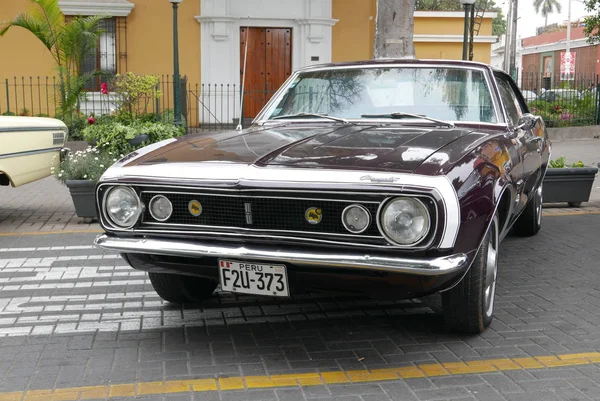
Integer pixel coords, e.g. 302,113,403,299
494,72,542,213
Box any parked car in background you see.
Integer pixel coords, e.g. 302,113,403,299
520,89,538,102
94,59,550,334
538,89,582,102
0,116,67,187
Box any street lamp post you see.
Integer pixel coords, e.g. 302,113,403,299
169,0,182,127
459,0,476,60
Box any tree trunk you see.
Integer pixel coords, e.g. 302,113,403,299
373,0,416,59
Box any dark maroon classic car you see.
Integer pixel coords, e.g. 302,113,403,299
94,59,550,334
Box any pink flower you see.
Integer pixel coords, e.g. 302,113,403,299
101,82,108,95
88,115,95,124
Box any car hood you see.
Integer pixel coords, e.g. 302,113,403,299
119,123,485,173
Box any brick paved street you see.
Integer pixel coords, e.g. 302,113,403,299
0,214,599,400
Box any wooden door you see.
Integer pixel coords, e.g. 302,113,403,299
240,27,292,119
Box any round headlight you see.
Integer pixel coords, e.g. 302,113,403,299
149,195,172,222
342,204,371,234
105,186,141,228
379,197,430,245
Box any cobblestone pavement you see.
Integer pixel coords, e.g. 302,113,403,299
0,214,599,400
1,138,600,233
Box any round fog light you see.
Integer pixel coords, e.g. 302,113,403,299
149,195,173,222
342,204,371,233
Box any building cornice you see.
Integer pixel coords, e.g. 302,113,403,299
414,34,498,43
58,0,134,17
414,11,497,19
521,37,593,54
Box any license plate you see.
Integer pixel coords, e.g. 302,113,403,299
218,259,289,297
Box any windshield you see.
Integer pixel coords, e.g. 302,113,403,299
262,66,498,123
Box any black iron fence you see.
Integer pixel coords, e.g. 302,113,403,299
0,75,278,138
3,72,600,135
518,72,600,127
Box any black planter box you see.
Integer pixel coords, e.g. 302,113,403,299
542,167,598,207
66,179,98,219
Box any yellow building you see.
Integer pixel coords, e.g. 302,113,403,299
0,0,497,125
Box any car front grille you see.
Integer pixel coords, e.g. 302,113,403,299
139,191,383,238
96,185,439,249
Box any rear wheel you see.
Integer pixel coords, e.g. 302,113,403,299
513,184,542,237
442,214,499,334
148,272,217,304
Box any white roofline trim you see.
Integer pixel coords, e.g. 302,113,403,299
521,37,593,55
414,34,498,43
414,11,497,19
58,1,134,17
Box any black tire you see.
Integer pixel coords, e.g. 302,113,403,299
442,214,499,334
148,272,217,304
513,184,543,237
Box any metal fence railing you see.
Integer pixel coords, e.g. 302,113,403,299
0,75,278,138
3,72,600,136
518,72,600,127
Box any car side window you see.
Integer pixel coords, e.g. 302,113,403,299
495,76,524,126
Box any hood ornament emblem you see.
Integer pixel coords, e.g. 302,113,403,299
360,175,400,183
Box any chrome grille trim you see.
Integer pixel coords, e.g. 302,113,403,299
96,178,453,249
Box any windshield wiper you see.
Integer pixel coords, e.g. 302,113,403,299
361,112,455,128
270,112,350,124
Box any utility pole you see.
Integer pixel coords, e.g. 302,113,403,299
503,0,512,72
509,0,518,79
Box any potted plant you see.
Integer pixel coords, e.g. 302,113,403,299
542,156,598,207
53,146,119,220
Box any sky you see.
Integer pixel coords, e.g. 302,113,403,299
497,0,590,39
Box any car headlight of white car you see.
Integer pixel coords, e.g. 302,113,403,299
104,186,142,228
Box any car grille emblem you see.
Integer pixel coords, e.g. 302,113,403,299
244,202,253,224
305,207,322,225
188,200,202,216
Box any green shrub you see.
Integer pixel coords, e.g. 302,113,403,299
81,120,185,156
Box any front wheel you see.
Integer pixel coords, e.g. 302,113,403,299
442,214,499,334
148,272,217,304
513,184,543,237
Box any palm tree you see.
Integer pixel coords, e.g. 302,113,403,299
374,0,416,58
0,0,107,117
534,0,562,27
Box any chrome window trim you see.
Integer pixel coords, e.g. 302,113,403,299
252,62,506,127
97,167,461,249
341,204,372,234
376,196,434,248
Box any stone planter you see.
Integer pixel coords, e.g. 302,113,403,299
65,179,98,220
542,166,598,207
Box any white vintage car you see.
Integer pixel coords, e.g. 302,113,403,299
0,116,68,187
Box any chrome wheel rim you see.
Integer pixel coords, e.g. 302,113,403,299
484,218,499,318
536,185,543,226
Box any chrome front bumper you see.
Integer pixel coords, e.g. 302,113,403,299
94,234,469,276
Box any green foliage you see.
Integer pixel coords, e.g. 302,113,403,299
549,156,586,168
415,0,506,36
52,146,118,183
533,0,562,23
112,72,161,116
528,92,597,127
0,0,108,121
584,0,600,44
81,120,185,156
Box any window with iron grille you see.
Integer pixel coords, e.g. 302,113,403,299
82,17,128,91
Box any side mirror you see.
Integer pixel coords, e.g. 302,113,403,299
516,113,539,131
